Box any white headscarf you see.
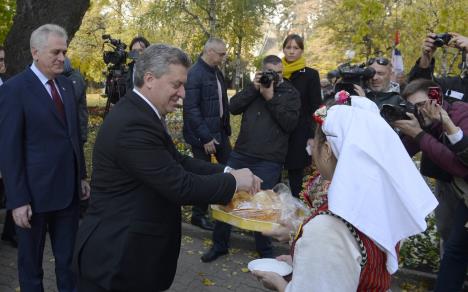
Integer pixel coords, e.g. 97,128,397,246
322,98,438,274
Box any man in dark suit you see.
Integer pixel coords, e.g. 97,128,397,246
0,24,90,292
0,44,17,248
183,37,231,230
74,44,261,292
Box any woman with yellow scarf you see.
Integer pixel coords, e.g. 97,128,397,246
282,34,322,198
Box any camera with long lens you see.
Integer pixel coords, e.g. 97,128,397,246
380,102,424,126
102,34,127,65
259,70,280,87
432,33,452,47
328,63,376,95
102,34,128,113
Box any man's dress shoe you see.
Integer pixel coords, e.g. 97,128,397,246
190,216,214,231
201,248,228,263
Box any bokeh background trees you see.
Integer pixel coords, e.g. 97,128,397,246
1,0,466,82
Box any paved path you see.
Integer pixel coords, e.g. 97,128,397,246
0,220,284,292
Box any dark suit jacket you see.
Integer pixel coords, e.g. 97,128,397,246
74,91,236,291
0,67,85,212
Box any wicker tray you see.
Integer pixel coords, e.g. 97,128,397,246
210,205,280,232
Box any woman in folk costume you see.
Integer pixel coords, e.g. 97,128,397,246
253,95,438,291
282,34,322,198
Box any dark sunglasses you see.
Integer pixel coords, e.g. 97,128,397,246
367,57,390,66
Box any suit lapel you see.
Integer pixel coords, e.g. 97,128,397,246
26,69,67,128
127,92,177,155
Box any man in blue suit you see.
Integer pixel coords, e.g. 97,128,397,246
0,24,90,292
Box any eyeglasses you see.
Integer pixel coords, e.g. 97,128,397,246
367,57,390,66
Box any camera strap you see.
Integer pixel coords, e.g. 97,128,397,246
460,49,467,79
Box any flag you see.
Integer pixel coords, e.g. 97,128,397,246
392,48,404,74
392,30,403,73
394,30,400,46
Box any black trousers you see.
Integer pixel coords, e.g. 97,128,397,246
78,277,108,292
191,132,231,219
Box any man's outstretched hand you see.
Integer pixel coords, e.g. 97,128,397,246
230,168,263,194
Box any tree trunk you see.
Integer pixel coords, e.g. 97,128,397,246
4,0,90,75
208,0,216,37
234,36,242,93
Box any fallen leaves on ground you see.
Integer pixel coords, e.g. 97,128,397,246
182,235,193,244
203,238,212,247
202,278,216,286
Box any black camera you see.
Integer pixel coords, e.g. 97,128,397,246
102,34,128,113
328,63,376,95
102,34,128,66
432,33,452,47
259,70,280,87
380,102,424,126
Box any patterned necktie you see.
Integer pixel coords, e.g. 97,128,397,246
47,79,65,121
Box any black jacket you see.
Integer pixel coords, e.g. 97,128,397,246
74,91,236,291
126,61,135,91
284,67,321,169
229,81,301,163
62,68,88,143
409,58,468,102
183,58,231,147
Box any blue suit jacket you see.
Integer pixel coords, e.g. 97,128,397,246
0,67,86,212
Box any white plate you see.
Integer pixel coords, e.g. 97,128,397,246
248,258,293,276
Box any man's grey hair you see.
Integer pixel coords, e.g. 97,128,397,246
30,24,68,51
203,37,225,54
133,44,191,88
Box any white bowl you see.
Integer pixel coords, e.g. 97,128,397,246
248,258,293,276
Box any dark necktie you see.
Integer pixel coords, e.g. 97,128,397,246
47,79,65,121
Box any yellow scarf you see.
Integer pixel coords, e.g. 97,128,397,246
282,56,306,79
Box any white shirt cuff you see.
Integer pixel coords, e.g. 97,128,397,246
224,166,237,192
446,128,463,145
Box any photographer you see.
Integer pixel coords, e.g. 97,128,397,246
409,32,468,101
394,79,468,291
201,55,301,263
126,36,150,90
365,57,403,108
